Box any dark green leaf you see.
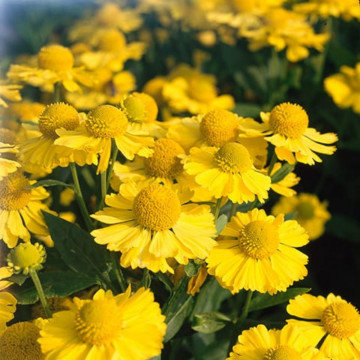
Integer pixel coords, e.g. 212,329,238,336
216,214,228,235
249,288,311,312
326,214,360,243
284,212,297,221
271,163,295,183
6,274,28,286
192,312,231,334
233,103,262,118
184,261,200,277
26,179,73,190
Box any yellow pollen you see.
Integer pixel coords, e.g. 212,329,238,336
118,95,147,123
38,44,74,72
0,322,43,360
97,29,126,52
321,302,360,339
133,184,181,231
85,105,128,138
0,128,17,145
269,103,309,138
132,92,158,123
215,142,253,174
0,172,31,211
188,77,217,102
7,242,46,275
296,202,315,220
239,220,279,259
38,103,79,139
74,298,122,346
200,109,239,147
144,138,185,178
264,346,302,360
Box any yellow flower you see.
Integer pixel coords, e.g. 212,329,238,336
55,104,154,174
0,84,22,108
227,324,328,360
324,63,360,114
8,101,45,122
268,162,300,197
183,143,271,204
187,265,208,296
38,287,166,360
287,293,360,360
59,188,75,207
0,140,21,181
207,208,309,294
0,321,43,360
20,103,97,171
91,182,217,273
241,102,338,165
0,291,16,336
7,44,94,93
0,171,55,248
272,193,330,240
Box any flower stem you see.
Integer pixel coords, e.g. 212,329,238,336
110,251,127,293
29,269,52,319
54,82,61,102
70,163,94,231
214,197,222,220
106,142,118,191
98,170,107,210
268,149,277,176
230,202,237,218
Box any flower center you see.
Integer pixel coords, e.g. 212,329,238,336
38,103,79,139
74,298,122,346
133,184,181,231
0,172,31,211
118,95,147,123
296,202,315,220
85,105,128,138
269,103,309,138
0,128,17,145
321,302,360,339
239,220,279,259
0,322,43,360
7,243,46,274
215,142,253,174
200,109,239,147
264,346,302,360
38,44,74,72
144,138,185,178
97,29,126,52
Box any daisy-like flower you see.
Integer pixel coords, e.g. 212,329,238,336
0,84,22,108
91,182,217,273
0,291,17,335
207,208,309,294
38,287,166,360
183,142,271,204
7,44,93,93
324,62,360,114
0,322,43,360
227,324,328,360
0,171,55,248
20,102,97,171
0,140,21,181
240,102,338,165
272,193,330,240
55,104,154,174
287,293,360,360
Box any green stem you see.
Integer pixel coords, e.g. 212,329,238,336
106,143,118,191
214,197,222,220
70,163,94,231
54,82,61,102
29,269,52,319
110,252,127,292
230,202,237,218
267,149,277,176
163,275,189,318
99,170,107,210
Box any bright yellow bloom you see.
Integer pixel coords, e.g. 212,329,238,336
268,162,300,197
207,208,309,294
0,291,16,336
183,143,271,204
59,188,75,207
0,84,22,108
240,102,338,165
55,104,154,173
229,0,284,13
7,101,45,122
0,321,43,360
38,287,166,360
287,293,360,360
0,171,55,248
91,182,217,273
324,63,360,114
227,324,328,360
20,103,97,171
0,141,20,181
272,193,330,240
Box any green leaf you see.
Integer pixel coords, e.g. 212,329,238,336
43,212,108,277
249,288,311,312
11,271,99,305
184,261,200,277
284,212,297,221
233,103,262,118
26,179,73,190
192,312,231,334
271,163,295,183
216,214,228,235
6,274,28,286
326,214,360,243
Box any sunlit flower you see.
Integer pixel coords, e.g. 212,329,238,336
38,287,166,360
0,291,16,336
227,324,328,360
55,104,154,174
0,140,20,181
324,63,360,114
207,208,309,294
0,84,22,108
287,293,360,360
7,101,45,122
91,182,217,273
0,171,55,248
7,44,94,93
